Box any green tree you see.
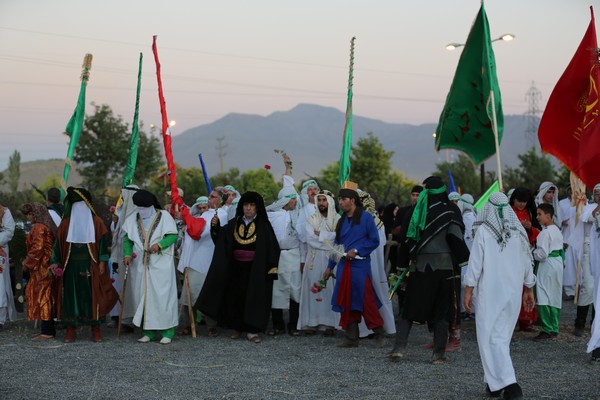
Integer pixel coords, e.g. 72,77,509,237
73,103,162,197
432,153,482,196
239,168,279,204
502,147,556,193
318,133,417,206
7,150,21,195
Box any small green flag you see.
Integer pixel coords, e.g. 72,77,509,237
338,37,355,188
474,180,500,211
61,53,92,199
122,53,143,188
435,3,503,165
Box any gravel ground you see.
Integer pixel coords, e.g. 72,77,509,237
1,300,598,400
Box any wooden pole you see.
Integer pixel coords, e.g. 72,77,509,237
184,268,197,338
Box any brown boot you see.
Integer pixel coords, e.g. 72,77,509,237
337,322,359,347
64,326,77,343
91,325,103,343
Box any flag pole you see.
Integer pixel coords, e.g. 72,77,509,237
60,53,93,199
338,37,355,188
489,90,503,189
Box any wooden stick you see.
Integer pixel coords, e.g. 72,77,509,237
117,265,129,338
184,268,196,338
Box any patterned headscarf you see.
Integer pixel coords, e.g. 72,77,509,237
21,202,57,237
358,189,383,230
474,192,530,256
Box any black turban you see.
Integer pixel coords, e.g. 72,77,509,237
133,190,162,209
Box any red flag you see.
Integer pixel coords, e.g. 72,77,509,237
152,35,182,208
538,7,600,189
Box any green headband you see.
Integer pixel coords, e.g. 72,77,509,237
406,185,447,242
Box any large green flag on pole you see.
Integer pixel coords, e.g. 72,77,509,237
338,37,355,188
122,53,143,188
60,53,93,199
435,3,503,167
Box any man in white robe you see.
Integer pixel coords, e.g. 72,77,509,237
177,196,217,336
0,205,16,329
122,190,179,344
569,190,596,337
464,192,536,399
109,185,139,331
357,190,396,339
458,193,476,316
296,179,320,272
297,191,339,334
266,154,302,336
559,185,577,298
587,186,600,361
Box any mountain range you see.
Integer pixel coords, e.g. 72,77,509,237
5,104,537,191
172,103,536,183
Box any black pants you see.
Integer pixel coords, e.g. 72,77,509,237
41,320,55,336
575,305,596,329
271,300,299,332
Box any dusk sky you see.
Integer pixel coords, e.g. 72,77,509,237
0,0,593,166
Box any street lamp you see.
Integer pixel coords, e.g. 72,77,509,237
444,33,515,195
445,33,515,50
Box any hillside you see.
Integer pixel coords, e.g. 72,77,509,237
1,159,83,192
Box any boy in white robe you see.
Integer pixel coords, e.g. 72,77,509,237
533,203,564,341
122,190,179,344
464,192,535,399
177,196,217,336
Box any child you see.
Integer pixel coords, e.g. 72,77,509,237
533,203,564,341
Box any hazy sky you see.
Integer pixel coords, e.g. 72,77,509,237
0,0,593,166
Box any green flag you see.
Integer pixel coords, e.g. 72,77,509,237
122,53,143,188
474,180,500,211
338,37,355,188
61,53,93,199
435,3,503,165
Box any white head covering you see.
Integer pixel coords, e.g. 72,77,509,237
66,201,95,244
224,185,241,221
191,196,209,217
473,192,531,258
535,181,561,224
298,179,320,209
307,192,340,233
110,185,139,262
266,185,299,212
458,193,475,215
448,191,461,201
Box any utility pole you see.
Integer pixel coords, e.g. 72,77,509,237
216,136,227,174
525,81,542,151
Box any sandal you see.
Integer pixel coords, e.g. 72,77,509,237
323,328,335,337
247,334,262,343
230,330,242,339
32,334,54,341
266,328,283,337
207,327,219,338
289,330,300,337
303,329,317,336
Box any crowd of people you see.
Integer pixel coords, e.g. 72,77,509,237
1,155,600,399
